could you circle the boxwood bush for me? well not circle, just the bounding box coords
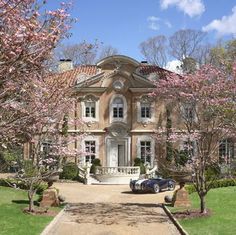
[133,158,146,174]
[60,162,78,180]
[186,178,236,194]
[90,159,101,174]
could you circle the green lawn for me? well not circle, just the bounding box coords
[171,187,236,235]
[0,186,56,235]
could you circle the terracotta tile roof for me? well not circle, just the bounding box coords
[137,65,172,78]
[50,65,99,87]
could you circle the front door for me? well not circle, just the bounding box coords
[118,142,125,166]
[107,138,128,167]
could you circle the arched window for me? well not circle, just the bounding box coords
[112,97,124,118]
[109,95,127,123]
[85,100,95,118]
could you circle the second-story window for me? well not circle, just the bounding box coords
[113,97,123,118]
[81,94,99,122]
[85,101,95,118]
[141,102,151,118]
[182,103,195,121]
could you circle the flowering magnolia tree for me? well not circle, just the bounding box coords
[0,0,86,212]
[152,64,236,213]
[0,0,74,144]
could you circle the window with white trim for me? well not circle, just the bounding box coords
[81,95,99,122]
[85,141,96,163]
[219,139,234,164]
[182,103,195,121]
[141,102,151,118]
[140,141,151,164]
[183,141,196,159]
[137,95,154,123]
[85,101,95,118]
[41,140,53,157]
[112,97,124,118]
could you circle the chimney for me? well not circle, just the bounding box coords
[58,59,73,72]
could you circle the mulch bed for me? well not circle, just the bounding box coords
[172,209,212,219]
[23,207,58,216]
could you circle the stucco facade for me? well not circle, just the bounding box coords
[24,55,236,170]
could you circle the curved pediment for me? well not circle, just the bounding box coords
[97,55,140,68]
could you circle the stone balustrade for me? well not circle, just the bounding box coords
[95,166,140,175]
[94,166,140,184]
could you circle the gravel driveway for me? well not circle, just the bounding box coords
[43,182,180,235]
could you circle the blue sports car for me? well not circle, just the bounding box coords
[130,177,176,193]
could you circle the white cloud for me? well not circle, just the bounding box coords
[202,6,236,37]
[164,20,172,28]
[160,0,205,18]
[147,16,172,31]
[147,16,160,30]
[165,59,182,74]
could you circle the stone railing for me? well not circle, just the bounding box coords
[95,166,140,175]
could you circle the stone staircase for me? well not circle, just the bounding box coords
[88,174,101,185]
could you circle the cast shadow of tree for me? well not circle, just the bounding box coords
[66,202,169,226]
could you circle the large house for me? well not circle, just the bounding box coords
[24,55,235,183]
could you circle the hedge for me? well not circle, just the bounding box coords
[59,162,78,180]
[0,178,48,194]
[185,178,236,194]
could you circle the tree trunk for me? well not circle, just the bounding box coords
[200,194,207,214]
[28,190,35,212]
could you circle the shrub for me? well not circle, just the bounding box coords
[60,162,78,180]
[0,178,47,194]
[90,159,101,174]
[206,164,221,181]
[185,178,236,194]
[134,158,146,174]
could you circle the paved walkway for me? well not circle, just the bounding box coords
[43,182,180,235]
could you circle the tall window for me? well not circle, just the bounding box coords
[182,103,195,121]
[85,101,95,118]
[85,141,96,163]
[41,141,53,157]
[113,97,123,118]
[141,102,151,118]
[219,139,234,164]
[140,141,151,164]
[183,141,195,159]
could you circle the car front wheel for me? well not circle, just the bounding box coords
[153,184,160,193]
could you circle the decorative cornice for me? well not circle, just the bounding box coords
[68,130,106,133]
[75,87,107,93]
[129,88,154,92]
[130,129,156,133]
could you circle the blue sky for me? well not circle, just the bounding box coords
[47,0,236,62]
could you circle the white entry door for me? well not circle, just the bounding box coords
[107,139,127,167]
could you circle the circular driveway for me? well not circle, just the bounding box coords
[45,182,180,235]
